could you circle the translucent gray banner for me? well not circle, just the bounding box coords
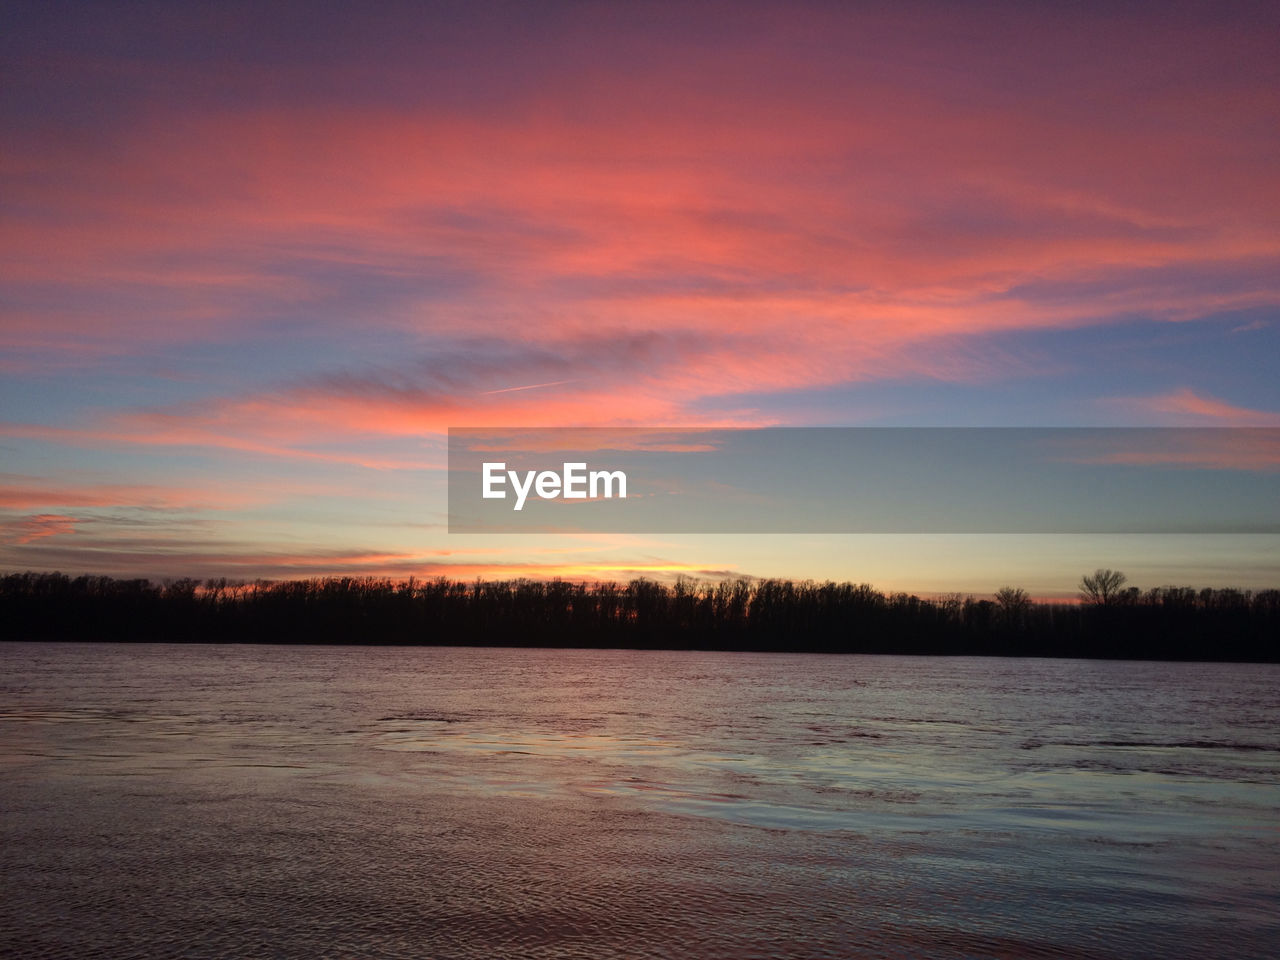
[447,428,1280,534]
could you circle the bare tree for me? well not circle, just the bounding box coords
[1079,568,1127,605]
[995,586,1029,610]
[995,586,1030,627]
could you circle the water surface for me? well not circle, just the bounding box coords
[2,643,1277,958]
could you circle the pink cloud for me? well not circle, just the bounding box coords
[1052,425,1280,471]
[1109,389,1280,427]
[4,4,1278,375]
[6,514,81,545]
[0,478,270,511]
[4,4,1276,587]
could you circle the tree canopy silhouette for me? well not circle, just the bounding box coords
[1079,568,1127,605]
[2,569,1277,662]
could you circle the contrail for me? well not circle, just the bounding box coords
[481,379,576,395]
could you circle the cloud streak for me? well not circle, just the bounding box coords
[1106,389,1280,427]
[5,5,1278,384]
[6,514,81,545]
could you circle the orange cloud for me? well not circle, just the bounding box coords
[0,530,739,582]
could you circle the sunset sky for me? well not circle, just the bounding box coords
[3,1,1278,597]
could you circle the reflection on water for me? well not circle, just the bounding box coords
[2,643,1277,958]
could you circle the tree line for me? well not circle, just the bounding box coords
[1,569,1277,662]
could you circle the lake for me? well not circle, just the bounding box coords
[2,643,1277,958]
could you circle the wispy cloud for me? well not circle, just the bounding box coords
[5,514,81,545]
[1106,389,1280,426]
[0,530,743,582]
[5,4,1279,379]
[0,476,275,510]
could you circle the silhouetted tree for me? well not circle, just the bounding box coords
[1079,568,1127,605]
[994,586,1031,630]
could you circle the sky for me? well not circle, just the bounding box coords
[2,0,1278,598]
